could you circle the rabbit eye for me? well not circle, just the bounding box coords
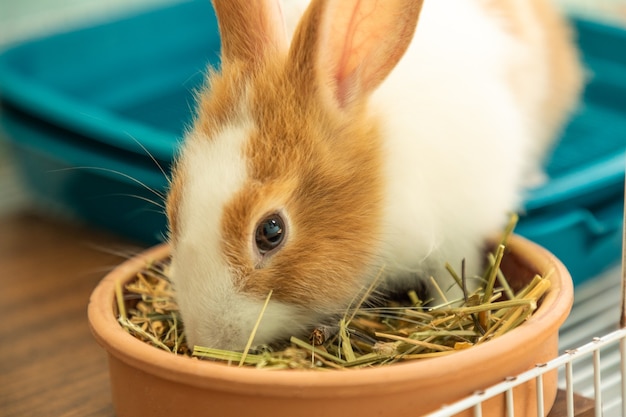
[255,213,286,255]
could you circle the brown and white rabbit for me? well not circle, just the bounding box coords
[166,0,583,350]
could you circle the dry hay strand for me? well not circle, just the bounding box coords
[117,215,551,369]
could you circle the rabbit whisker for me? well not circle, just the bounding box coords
[124,133,172,186]
[51,166,166,201]
[104,192,166,211]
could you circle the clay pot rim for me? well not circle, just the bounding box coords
[88,234,573,396]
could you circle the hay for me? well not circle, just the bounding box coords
[117,215,551,369]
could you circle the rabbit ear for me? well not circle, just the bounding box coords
[289,0,424,109]
[212,0,287,65]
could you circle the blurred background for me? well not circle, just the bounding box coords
[555,0,626,24]
[0,0,184,216]
[0,0,625,415]
[0,0,181,46]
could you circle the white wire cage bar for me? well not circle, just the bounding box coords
[424,328,626,417]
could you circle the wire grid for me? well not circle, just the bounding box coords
[422,217,626,417]
[424,327,626,417]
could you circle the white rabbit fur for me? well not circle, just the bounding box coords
[166,0,582,350]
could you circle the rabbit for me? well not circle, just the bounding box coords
[165,0,583,351]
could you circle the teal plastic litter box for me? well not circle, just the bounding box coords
[0,0,624,284]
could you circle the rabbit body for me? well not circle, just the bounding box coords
[166,0,582,350]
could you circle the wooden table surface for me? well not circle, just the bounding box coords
[0,211,596,417]
[0,211,145,417]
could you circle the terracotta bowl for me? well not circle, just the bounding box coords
[88,235,573,417]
